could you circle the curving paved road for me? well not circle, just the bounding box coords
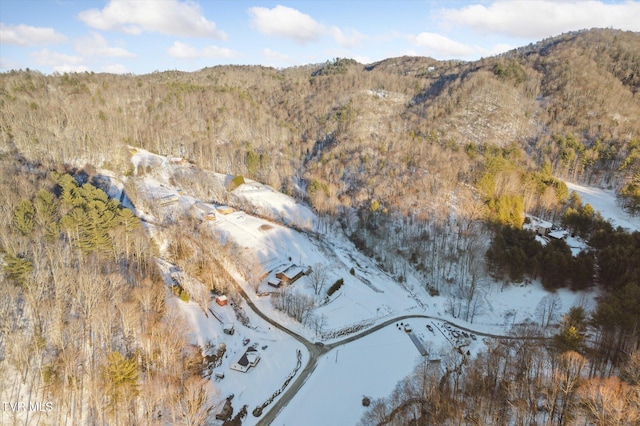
[234,279,549,426]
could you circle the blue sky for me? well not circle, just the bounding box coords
[1,0,639,74]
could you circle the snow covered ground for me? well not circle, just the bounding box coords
[172,297,308,423]
[114,150,626,425]
[565,181,639,232]
[278,319,480,426]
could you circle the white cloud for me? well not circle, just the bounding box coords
[248,5,325,44]
[330,27,366,48]
[167,41,237,59]
[75,32,135,57]
[439,0,640,38]
[411,32,476,58]
[53,64,90,73]
[31,49,88,73]
[0,23,66,46]
[485,43,516,56]
[32,48,84,66]
[167,41,199,58]
[262,48,293,63]
[352,54,372,65]
[248,5,366,49]
[78,0,226,39]
[102,63,130,74]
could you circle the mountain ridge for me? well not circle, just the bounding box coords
[1,28,638,215]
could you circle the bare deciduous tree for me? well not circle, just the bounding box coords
[576,376,640,426]
[308,263,328,296]
[536,294,562,328]
[173,377,215,426]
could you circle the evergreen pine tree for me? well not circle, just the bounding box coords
[3,252,33,286]
[34,189,57,227]
[102,351,139,423]
[13,199,35,235]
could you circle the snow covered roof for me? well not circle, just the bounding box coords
[194,201,214,213]
[278,265,304,279]
[267,278,281,287]
[158,193,179,205]
[549,230,568,239]
[232,347,261,371]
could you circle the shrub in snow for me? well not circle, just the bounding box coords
[327,278,344,296]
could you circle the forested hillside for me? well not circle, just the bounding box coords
[2,29,639,197]
[0,158,213,424]
[2,29,638,275]
[1,28,639,425]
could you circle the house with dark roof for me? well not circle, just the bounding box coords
[230,347,260,373]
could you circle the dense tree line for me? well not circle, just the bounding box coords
[589,227,640,372]
[485,225,596,292]
[485,212,640,373]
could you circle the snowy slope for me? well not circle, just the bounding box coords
[565,181,639,232]
[121,149,603,425]
[231,180,315,230]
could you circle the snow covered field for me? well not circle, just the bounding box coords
[565,181,639,232]
[278,320,458,426]
[114,150,628,425]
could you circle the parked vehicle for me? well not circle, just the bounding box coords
[243,338,250,346]
[404,324,412,332]
[426,324,434,332]
[314,341,325,347]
